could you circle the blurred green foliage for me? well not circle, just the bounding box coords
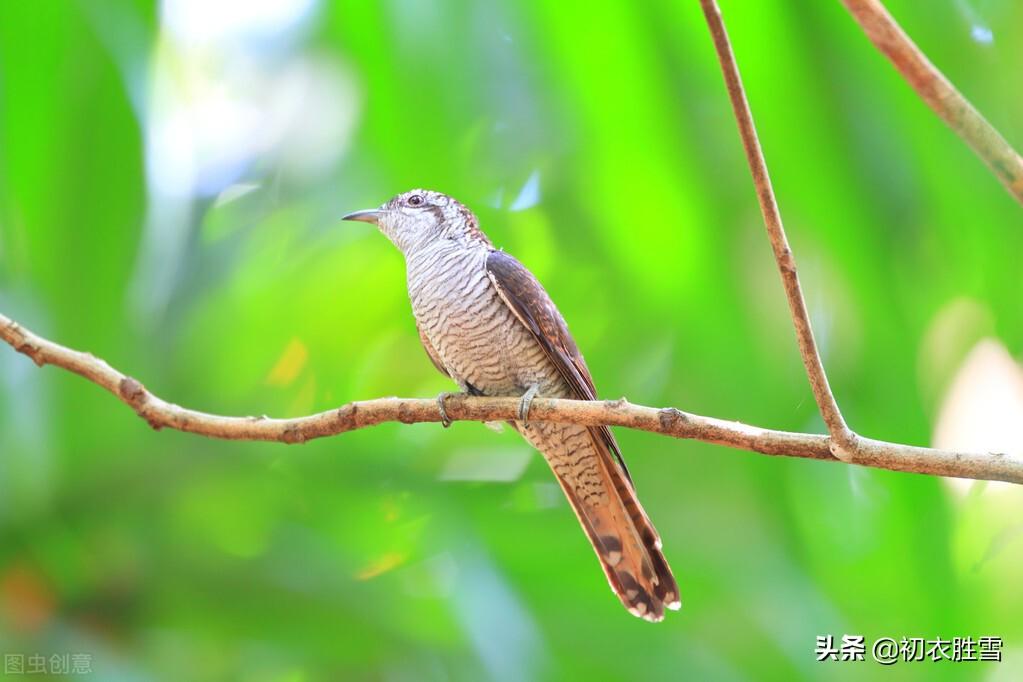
[1,1,1022,680]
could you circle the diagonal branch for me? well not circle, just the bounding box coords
[841,0,1023,206]
[2,312,1021,484]
[698,0,857,459]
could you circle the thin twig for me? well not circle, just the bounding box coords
[698,0,857,459]
[841,0,1023,205]
[2,313,1020,484]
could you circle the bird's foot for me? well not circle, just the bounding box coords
[436,391,457,428]
[518,384,541,424]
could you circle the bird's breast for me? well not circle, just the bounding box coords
[405,244,554,396]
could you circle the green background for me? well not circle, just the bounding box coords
[1,1,1022,680]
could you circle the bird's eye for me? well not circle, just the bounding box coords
[407,194,424,207]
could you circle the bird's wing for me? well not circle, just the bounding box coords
[416,322,450,377]
[486,249,679,619]
[484,250,630,480]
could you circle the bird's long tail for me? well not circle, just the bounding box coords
[518,420,680,621]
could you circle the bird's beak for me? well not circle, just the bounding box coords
[341,209,383,225]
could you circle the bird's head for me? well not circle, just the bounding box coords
[342,189,490,254]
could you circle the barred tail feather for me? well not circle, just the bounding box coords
[520,421,680,621]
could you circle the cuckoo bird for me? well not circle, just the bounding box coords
[343,189,679,621]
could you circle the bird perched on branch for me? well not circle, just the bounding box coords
[343,190,679,621]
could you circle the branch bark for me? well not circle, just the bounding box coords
[698,0,857,460]
[841,0,1023,205]
[2,312,1021,484]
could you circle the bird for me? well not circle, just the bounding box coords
[343,189,679,621]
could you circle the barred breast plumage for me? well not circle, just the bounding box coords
[407,241,610,510]
[407,241,552,396]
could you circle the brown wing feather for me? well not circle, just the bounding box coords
[486,250,680,620]
[484,250,630,480]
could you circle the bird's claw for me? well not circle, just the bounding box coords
[436,392,455,428]
[518,384,540,424]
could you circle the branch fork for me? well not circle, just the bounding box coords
[698,0,1021,471]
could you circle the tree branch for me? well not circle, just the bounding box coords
[698,0,857,459]
[2,312,1020,484]
[840,0,1023,205]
